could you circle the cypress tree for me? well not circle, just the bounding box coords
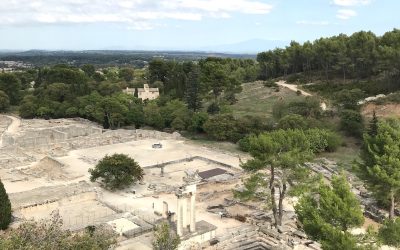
[0,178,12,229]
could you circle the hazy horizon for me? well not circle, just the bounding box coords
[0,0,399,52]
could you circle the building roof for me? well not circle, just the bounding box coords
[198,168,227,179]
[138,88,159,93]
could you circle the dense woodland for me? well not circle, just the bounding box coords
[257,29,399,84]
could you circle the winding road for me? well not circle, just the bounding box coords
[275,80,313,96]
[275,80,327,111]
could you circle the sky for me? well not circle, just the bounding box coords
[0,0,399,51]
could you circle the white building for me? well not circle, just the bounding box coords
[123,84,159,101]
[138,84,159,100]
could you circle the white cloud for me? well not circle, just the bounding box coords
[336,9,357,19]
[296,20,330,26]
[0,0,273,30]
[333,0,371,6]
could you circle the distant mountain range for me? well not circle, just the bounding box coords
[0,39,290,56]
[199,39,290,54]
[100,39,290,54]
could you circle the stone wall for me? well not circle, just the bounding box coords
[2,125,181,153]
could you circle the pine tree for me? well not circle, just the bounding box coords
[0,178,12,230]
[152,223,180,250]
[295,175,364,250]
[358,118,400,219]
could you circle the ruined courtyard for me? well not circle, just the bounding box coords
[0,115,328,249]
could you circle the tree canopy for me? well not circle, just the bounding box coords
[0,213,116,250]
[239,129,314,227]
[295,175,364,250]
[358,118,400,219]
[152,223,180,250]
[89,154,144,190]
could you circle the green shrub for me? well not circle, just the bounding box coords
[0,91,10,112]
[287,74,299,83]
[278,114,309,130]
[339,109,364,137]
[325,132,342,152]
[203,114,241,142]
[263,80,278,88]
[0,178,12,229]
[287,97,321,118]
[305,129,342,153]
[378,218,400,247]
[207,102,220,114]
[188,112,209,133]
[171,117,185,131]
[238,136,252,152]
[334,88,364,110]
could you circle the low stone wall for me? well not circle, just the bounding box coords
[18,192,97,217]
[144,156,234,169]
[3,126,181,152]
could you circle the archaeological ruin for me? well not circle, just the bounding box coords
[1,114,371,250]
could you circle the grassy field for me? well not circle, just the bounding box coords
[232,81,306,118]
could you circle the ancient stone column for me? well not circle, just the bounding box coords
[182,197,188,228]
[176,196,183,236]
[190,193,196,232]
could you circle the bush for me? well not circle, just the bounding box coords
[0,212,116,249]
[89,154,144,190]
[188,112,209,133]
[238,136,252,152]
[287,97,321,118]
[36,106,53,119]
[144,102,165,129]
[207,102,220,114]
[325,132,342,152]
[152,223,180,250]
[273,97,322,120]
[263,80,278,88]
[0,91,10,112]
[278,114,309,130]
[65,107,79,117]
[203,114,241,142]
[237,115,274,134]
[0,178,11,230]
[305,129,342,153]
[171,117,185,131]
[334,88,364,110]
[287,74,299,83]
[339,109,364,137]
[378,218,400,247]
[19,95,38,118]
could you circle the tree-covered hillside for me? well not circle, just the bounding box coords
[257,29,400,94]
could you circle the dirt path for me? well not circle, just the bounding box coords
[275,80,313,96]
[275,80,328,110]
